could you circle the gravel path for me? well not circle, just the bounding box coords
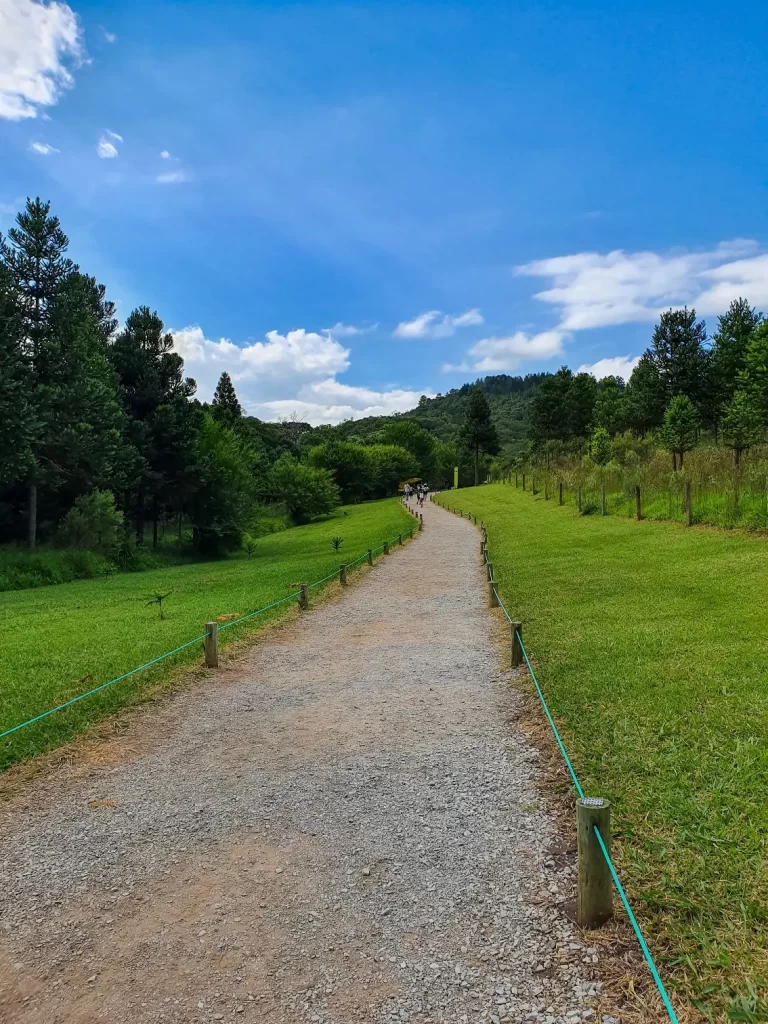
[0,499,606,1024]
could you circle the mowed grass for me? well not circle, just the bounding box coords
[0,499,413,771]
[436,485,768,1021]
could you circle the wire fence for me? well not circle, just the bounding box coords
[437,497,680,1024]
[0,512,422,748]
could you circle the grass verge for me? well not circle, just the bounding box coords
[435,485,768,1023]
[1,499,414,771]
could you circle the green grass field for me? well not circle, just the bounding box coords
[0,499,413,771]
[436,485,768,1022]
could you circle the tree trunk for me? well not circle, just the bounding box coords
[474,449,479,486]
[27,481,37,551]
[136,488,145,546]
[672,451,677,472]
[177,513,183,541]
[735,447,742,468]
[679,450,685,470]
[152,496,159,548]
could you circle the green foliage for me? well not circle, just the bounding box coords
[742,321,768,426]
[588,425,612,466]
[212,371,242,424]
[380,419,436,479]
[330,535,343,551]
[439,483,768,1018]
[721,390,762,464]
[58,490,124,553]
[190,414,256,554]
[661,394,700,468]
[268,455,340,523]
[0,499,411,767]
[709,298,763,428]
[0,262,33,486]
[241,533,256,558]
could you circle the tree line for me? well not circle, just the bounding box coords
[525,300,768,468]
[0,198,502,560]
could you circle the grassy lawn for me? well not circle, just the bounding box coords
[436,484,768,1022]
[1,499,413,771]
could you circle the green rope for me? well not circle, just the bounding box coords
[0,632,209,741]
[217,590,300,630]
[489,578,679,1023]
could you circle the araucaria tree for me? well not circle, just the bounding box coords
[212,371,243,424]
[661,395,699,470]
[721,390,762,467]
[460,387,499,485]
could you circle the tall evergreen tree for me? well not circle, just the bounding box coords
[661,394,699,470]
[707,298,763,434]
[648,307,709,412]
[721,390,762,467]
[625,353,666,435]
[460,387,499,485]
[212,371,243,423]
[0,260,34,487]
[110,307,197,545]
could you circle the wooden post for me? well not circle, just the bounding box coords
[601,485,606,516]
[398,533,403,546]
[367,548,373,565]
[339,563,348,585]
[419,515,424,531]
[511,622,523,667]
[486,561,493,581]
[577,797,613,928]
[544,477,549,500]
[635,484,641,521]
[685,480,692,527]
[522,473,526,491]
[559,481,563,506]
[488,578,498,607]
[480,539,485,556]
[515,472,518,488]
[473,515,477,525]
[577,487,582,513]
[383,541,390,555]
[299,584,309,610]
[204,621,218,668]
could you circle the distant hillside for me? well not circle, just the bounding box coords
[302,373,549,451]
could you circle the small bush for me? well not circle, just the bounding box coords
[580,501,600,516]
[58,491,124,554]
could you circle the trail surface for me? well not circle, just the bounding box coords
[0,500,604,1024]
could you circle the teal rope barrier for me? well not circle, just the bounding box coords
[2,524,416,745]
[0,632,209,741]
[488,577,679,1023]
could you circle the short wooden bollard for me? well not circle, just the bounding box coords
[480,539,485,556]
[367,548,373,565]
[559,481,563,506]
[685,480,692,527]
[339,563,348,585]
[511,621,523,667]
[488,576,498,607]
[383,541,390,555]
[473,515,477,525]
[419,515,424,531]
[635,484,641,521]
[486,561,493,581]
[204,621,218,668]
[299,584,309,610]
[577,797,613,928]
[398,533,403,546]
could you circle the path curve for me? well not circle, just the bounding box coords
[0,500,604,1024]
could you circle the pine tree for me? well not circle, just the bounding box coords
[741,321,768,428]
[648,308,709,412]
[661,394,699,470]
[708,298,763,434]
[212,371,242,423]
[460,387,499,485]
[0,261,34,486]
[626,353,665,435]
[109,307,197,545]
[721,390,762,467]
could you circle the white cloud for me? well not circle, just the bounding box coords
[324,321,377,337]
[464,330,565,372]
[101,27,116,43]
[577,355,640,381]
[170,324,431,425]
[156,170,190,184]
[394,308,484,339]
[0,0,84,120]
[96,130,122,159]
[516,240,762,331]
[160,149,171,159]
[29,140,58,154]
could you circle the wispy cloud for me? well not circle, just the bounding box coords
[101,27,117,44]
[160,150,172,160]
[577,355,640,380]
[516,240,765,330]
[156,170,191,184]
[463,330,565,372]
[324,321,378,337]
[0,0,84,120]
[96,129,122,159]
[29,141,59,155]
[395,308,484,339]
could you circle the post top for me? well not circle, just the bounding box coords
[580,796,608,808]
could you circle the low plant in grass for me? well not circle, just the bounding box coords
[146,591,172,619]
[330,536,344,551]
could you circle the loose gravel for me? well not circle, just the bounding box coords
[0,499,608,1023]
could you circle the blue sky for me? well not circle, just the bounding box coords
[3,0,768,423]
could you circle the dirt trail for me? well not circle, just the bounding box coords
[0,500,605,1024]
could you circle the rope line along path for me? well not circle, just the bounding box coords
[434,494,680,1024]
[0,514,421,748]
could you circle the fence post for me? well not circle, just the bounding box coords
[515,472,518,488]
[480,539,485,556]
[601,485,607,516]
[685,480,692,527]
[339,563,348,586]
[635,484,641,521]
[511,622,523,667]
[398,533,403,546]
[488,574,498,607]
[544,477,549,501]
[559,481,563,506]
[383,541,390,555]
[367,548,373,565]
[577,487,582,513]
[204,621,218,668]
[299,584,309,610]
[419,515,424,531]
[577,797,613,928]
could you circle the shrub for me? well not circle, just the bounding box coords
[268,456,340,523]
[58,490,124,553]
